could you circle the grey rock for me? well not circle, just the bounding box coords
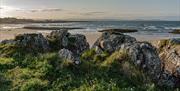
[154,39,180,87]
[98,29,138,33]
[0,39,16,45]
[93,32,180,87]
[59,48,74,61]
[169,38,180,45]
[46,30,69,50]
[47,30,89,55]
[175,67,180,77]
[92,32,136,53]
[58,48,81,64]
[119,42,162,81]
[15,33,50,52]
[66,34,89,55]
[158,71,177,88]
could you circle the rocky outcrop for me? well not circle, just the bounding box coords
[59,48,74,61]
[58,48,80,65]
[14,33,50,52]
[119,42,162,82]
[1,30,89,57]
[92,31,180,88]
[92,32,136,53]
[47,30,89,55]
[67,34,89,56]
[46,30,69,50]
[0,39,16,45]
[98,29,138,33]
[169,29,180,34]
[152,38,180,87]
[47,30,89,64]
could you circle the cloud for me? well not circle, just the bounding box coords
[41,8,62,12]
[81,12,105,15]
[15,8,63,12]
[0,6,19,11]
[67,11,106,16]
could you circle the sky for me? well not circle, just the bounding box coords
[0,0,180,20]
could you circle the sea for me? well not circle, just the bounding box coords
[1,21,180,37]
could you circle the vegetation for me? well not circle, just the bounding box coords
[157,39,180,53]
[0,44,178,91]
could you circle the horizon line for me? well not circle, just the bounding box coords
[1,17,180,22]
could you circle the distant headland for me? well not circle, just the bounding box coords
[0,17,90,24]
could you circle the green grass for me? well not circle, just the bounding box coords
[0,44,177,91]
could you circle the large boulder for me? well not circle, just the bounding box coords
[119,42,162,82]
[0,39,16,45]
[152,38,180,87]
[93,31,180,88]
[58,48,80,65]
[92,32,136,53]
[47,30,89,55]
[14,33,50,52]
[47,30,89,64]
[59,48,74,61]
[169,29,180,34]
[93,31,161,81]
[46,30,69,50]
[67,34,89,56]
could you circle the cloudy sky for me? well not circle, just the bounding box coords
[0,0,179,20]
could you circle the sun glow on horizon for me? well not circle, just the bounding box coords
[0,0,179,20]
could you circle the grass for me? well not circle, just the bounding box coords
[0,44,178,91]
[157,39,180,53]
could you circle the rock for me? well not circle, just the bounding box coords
[24,26,84,30]
[0,39,16,45]
[169,29,180,34]
[98,29,138,33]
[151,39,180,87]
[169,38,180,45]
[93,32,161,82]
[58,48,81,65]
[119,42,162,82]
[59,48,74,61]
[67,34,89,55]
[153,39,180,87]
[15,33,50,52]
[93,32,180,87]
[158,71,178,88]
[55,32,89,64]
[47,30,89,55]
[176,67,180,76]
[155,39,180,75]
[92,31,136,53]
[46,30,69,50]
[120,40,180,87]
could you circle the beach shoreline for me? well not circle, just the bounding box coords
[0,28,180,46]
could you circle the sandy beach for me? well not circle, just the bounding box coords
[0,28,180,46]
[0,28,101,45]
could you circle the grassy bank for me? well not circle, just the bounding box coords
[0,44,177,91]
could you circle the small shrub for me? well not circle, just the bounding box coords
[102,49,129,67]
[81,49,96,61]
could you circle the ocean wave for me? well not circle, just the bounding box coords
[1,21,180,34]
